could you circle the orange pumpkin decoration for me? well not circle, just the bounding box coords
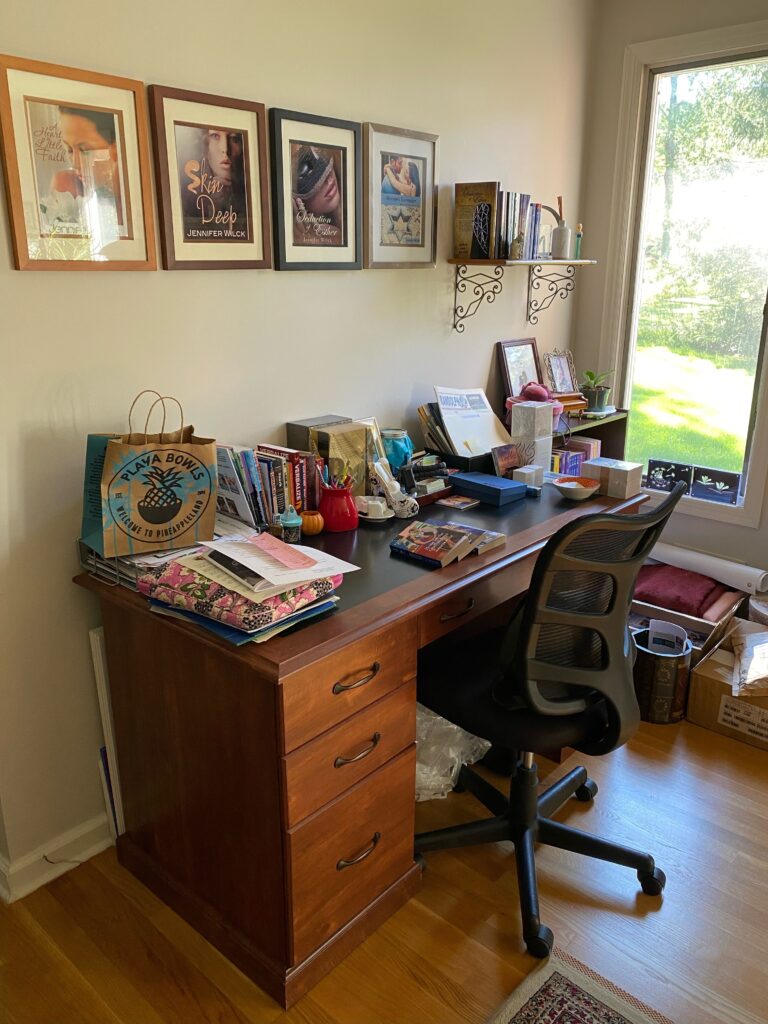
[300,510,324,535]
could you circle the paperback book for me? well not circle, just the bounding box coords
[389,520,476,569]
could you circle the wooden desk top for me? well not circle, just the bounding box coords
[76,490,645,677]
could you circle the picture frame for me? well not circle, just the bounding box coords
[496,338,543,399]
[363,122,438,269]
[0,53,156,270]
[269,108,361,271]
[543,348,578,394]
[148,85,271,270]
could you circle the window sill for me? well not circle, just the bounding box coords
[641,488,760,527]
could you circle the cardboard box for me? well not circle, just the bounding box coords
[629,592,745,666]
[582,457,643,498]
[687,619,768,751]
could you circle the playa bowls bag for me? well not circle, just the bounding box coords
[81,391,218,558]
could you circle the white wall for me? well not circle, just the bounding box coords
[0,0,596,883]
[575,0,768,567]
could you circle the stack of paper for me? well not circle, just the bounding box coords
[433,386,512,457]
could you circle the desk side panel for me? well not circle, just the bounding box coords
[100,600,287,965]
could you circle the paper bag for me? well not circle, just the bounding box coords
[81,392,218,558]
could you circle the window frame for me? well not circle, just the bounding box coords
[599,20,768,528]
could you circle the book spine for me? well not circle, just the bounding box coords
[516,194,530,259]
[388,544,440,570]
[256,455,276,520]
[508,191,518,255]
[531,203,542,259]
[496,188,506,259]
[271,456,287,514]
[240,449,269,527]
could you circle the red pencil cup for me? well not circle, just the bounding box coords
[318,485,359,532]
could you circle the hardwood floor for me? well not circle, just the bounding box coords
[1,721,767,1024]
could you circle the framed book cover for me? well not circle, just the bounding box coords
[149,84,271,270]
[363,122,438,269]
[270,107,361,270]
[0,53,156,270]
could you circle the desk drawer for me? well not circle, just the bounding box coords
[288,746,415,964]
[282,681,415,827]
[418,558,533,648]
[280,620,417,753]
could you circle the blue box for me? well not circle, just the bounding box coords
[451,472,527,506]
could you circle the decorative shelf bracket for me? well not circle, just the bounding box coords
[527,263,577,325]
[453,263,505,332]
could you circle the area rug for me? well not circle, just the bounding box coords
[487,949,675,1024]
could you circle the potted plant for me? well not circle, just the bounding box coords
[580,369,613,411]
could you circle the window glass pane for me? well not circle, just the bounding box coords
[625,57,768,502]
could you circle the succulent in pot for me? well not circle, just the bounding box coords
[580,369,613,411]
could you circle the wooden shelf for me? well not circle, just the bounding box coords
[448,258,597,266]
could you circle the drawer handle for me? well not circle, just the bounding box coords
[439,598,476,623]
[332,661,381,694]
[336,832,381,871]
[334,732,381,768]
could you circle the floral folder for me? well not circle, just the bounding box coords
[137,560,343,633]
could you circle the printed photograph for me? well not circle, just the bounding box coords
[290,141,346,247]
[379,151,424,247]
[24,98,133,242]
[174,121,251,243]
[501,343,540,397]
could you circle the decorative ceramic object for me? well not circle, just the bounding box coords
[300,510,324,536]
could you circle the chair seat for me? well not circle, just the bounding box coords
[417,628,609,753]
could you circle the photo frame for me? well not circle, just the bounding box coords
[149,85,271,270]
[543,348,578,394]
[269,108,361,271]
[496,338,543,399]
[0,53,156,269]
[363,122,438,269]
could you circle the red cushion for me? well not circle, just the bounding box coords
[635,564,727,618]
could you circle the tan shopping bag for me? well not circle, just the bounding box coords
[81,392,218,558]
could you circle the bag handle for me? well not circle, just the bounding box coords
[128,390,166,437]
[145,395,185,443]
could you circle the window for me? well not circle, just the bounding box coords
[623,54,768,511]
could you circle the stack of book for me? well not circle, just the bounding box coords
[217,444,322,530]
[417,402,456,456]
[389,519,505,569]
[453,183,547,261]
[552,448,585,476]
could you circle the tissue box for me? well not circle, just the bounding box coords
[509,401,552,439]
[513,464,544,486]
[582,457,643,498]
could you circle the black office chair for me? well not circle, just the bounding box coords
[415,482,686,957]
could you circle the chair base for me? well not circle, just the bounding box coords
[414,760,665,958]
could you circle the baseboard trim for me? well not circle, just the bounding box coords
[0,813,114,903]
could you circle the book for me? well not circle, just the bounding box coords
[256,444,306,512]
[216,446,257,527]
[434,494,480,510]
[442,521,506,558]
[511,194,531,259]
[415,476,448,496]
[389,520,476,569]
[453,181,500,259]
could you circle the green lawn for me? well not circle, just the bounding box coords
[625,346,752,473]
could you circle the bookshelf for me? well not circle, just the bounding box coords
[553,409,628,460]
[447,258,597,332]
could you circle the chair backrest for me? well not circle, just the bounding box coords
[497,482,686,754]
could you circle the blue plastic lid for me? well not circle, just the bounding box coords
[280,504,302,527]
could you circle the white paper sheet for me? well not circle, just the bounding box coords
[434,386,512,456]
[201,539,360,587]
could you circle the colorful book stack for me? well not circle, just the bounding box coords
[552,448,585,476]
[389,519,505,569]
[217,444,321,530]
[453,185,551,261]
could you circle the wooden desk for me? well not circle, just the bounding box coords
[75,490,644,1007]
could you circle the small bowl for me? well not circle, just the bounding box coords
[552,476,600,501]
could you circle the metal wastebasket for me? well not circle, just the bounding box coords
[632,627,693,724]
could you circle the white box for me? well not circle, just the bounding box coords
[513,465,544,486]
[509,401,552,440]
[582,457,643,498]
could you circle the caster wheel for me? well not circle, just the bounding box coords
[525,925,554,959]
[575,779,598,802]
[638,866,666,895]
